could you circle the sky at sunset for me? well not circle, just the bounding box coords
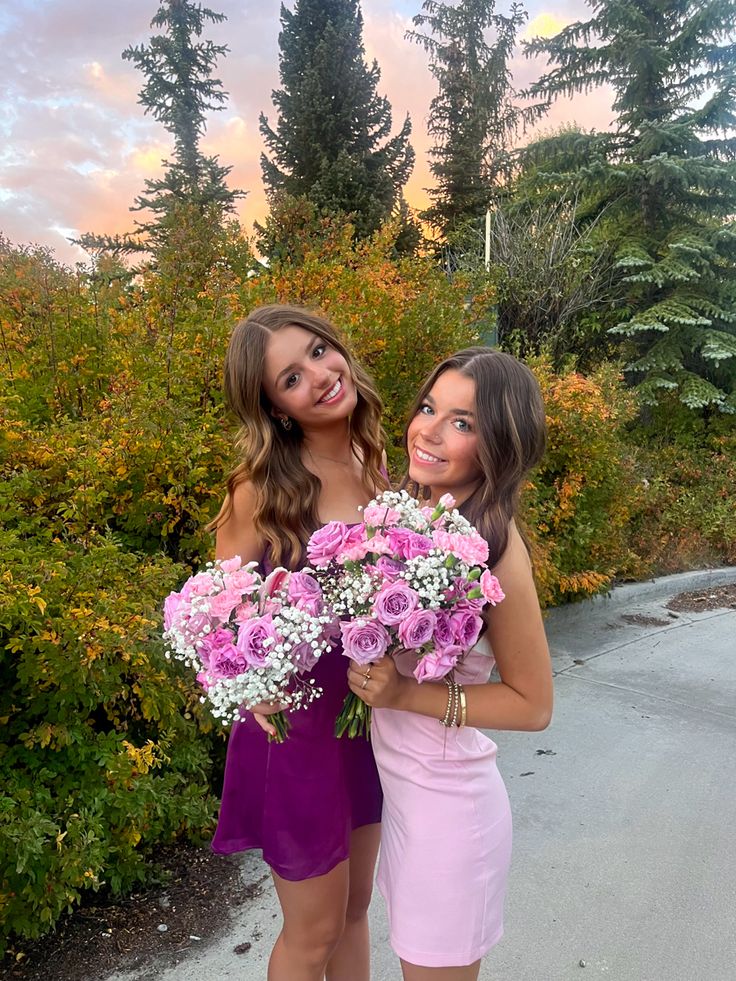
[0,0,613,264]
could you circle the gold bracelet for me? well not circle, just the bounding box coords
[457,684,467,728]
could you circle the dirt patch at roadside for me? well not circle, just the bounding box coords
[2,844,264,981]
[666,582,736,614]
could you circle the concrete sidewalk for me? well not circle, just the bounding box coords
[107,567,736,981]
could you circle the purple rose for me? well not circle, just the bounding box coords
[433,610,455,648]
[236,615,279,668]
[375,556,406,582]
[199,627,245,679]
[374,581,419,626]
[386,527,433,560]
[291,640,320,672]
[307,521,350,568]
[287,571,324,616]
[340,618,391,665]
[397,608,436,650]
[452,611,483,650]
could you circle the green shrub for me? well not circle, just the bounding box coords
[0,530,218,952]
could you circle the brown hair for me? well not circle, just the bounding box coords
[404,347,546,567]
[208,304,386,568]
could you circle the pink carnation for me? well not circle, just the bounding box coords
[363,503,401,527]
[224,567,259,593]
[433,530,489,566]
[180,571,217,599]
[206,587,245,623]
[219,556,242,573]
[438,493,456,510]
[340,618,391,664]
[480,570,505,605]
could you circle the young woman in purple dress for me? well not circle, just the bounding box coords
[209,304,387,981]
[348,348,554,980]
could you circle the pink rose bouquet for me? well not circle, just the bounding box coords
[163,558,333,741]
[307,489,505,738]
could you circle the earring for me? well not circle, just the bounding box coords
[280,416,292,431]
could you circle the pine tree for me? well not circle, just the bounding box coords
[260,0,414,240]
[525,0,736,411]
[123,0,240,244]
[407,0,528,238]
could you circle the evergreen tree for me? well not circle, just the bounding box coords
[80,0,240,255]
[260,0,414,240]
[526,0,736,411]
[407,0,528,238]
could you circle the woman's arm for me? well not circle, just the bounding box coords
[348,522,553,732]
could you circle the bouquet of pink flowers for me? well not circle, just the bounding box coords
[306,490,505,737]
[163,557,334,742]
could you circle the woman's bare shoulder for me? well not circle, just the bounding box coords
[215,479,263,562]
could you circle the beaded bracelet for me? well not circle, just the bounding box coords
[439,677,467,728]
[440,677,456,727]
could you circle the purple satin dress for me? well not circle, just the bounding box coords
[211,546,382,881]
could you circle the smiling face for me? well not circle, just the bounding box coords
[406,368,482,505]
[261,324,358,429]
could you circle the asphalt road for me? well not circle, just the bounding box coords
[106,567,736,981]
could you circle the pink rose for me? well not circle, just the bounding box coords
[480,570,505,605]
[236,615,279,668]
[375,556,406,581]
[287,571,324,616]
[307,521,350,568]
[451,610,483,649]
[362,503,401,527]
[398,608,436,650]
[374,581,419,626]
[340,618,391,664]
[386,528,433,560]
[163,591,184,631]
[413,645,461,682]
[199,627,245,678]
[233,600,259,624]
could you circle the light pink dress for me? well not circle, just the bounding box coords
[371,638,512,968]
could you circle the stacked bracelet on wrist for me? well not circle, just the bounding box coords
[439,676,466,728]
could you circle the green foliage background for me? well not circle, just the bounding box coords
[1,216,734,952]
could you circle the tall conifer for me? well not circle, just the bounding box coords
[408,0,527,238]
[260,0,414,239]
[526,0,736,411]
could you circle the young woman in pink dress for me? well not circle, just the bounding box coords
[209,305,388,981]
[348,348,554,980]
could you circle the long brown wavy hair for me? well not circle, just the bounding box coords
[208,304,386,568]
[404,347,546,568]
